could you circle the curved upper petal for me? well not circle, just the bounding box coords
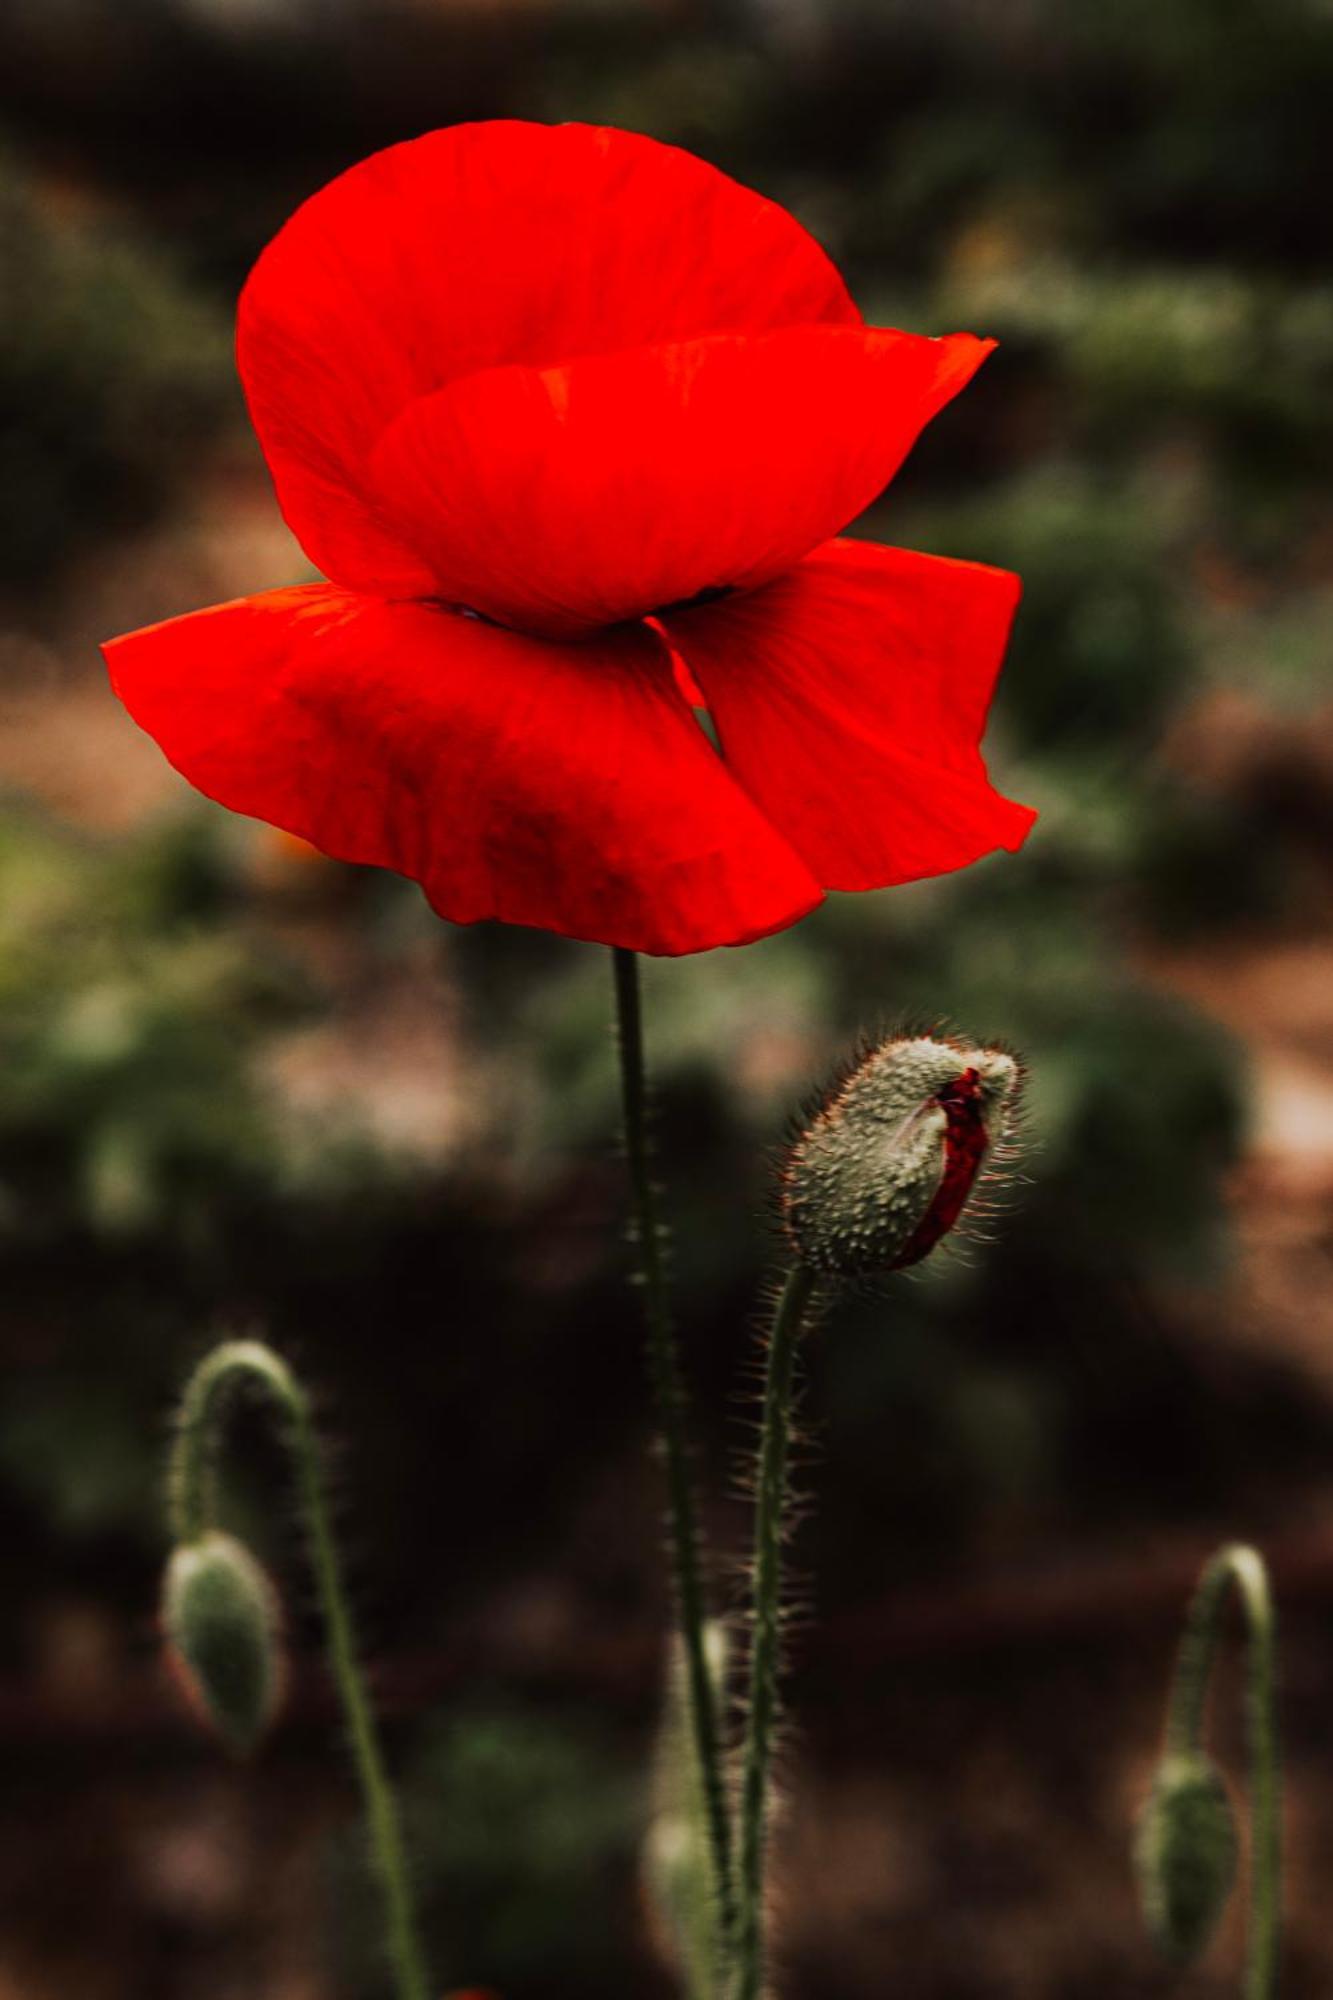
[236,121,860,594]
[368,326,992,637]
[102,586,823,955]
[660,537,1037,891]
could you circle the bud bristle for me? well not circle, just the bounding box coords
[162,1530,284,1757]
[781,1034,1020,1280]
[1135,1751,1238,1964]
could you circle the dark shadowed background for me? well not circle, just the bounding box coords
[1,1,1332,1995]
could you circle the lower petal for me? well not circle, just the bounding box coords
[662,538,1036,891]
[103,587,823,955]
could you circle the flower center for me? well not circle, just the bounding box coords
[652,583,735,618]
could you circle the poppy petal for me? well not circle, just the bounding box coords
[368,326,992,637]
[660,538,1037,890]
[102,587,824,955]
[237,122,859,593]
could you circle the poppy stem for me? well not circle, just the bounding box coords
[171,1341,431,2000]
[733,1262,818,2000]
[610,946,736,1964]
[1162,1544,1281,2000]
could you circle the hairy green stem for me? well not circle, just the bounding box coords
[610,947,735,1963]
[170,1340,430,2000]
[734,1262,818,2000]
[1165,1543,1281,2000]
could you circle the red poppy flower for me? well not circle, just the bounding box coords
[104,121,1035,955]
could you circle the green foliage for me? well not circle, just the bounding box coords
[332,1703,637,1999]
[897,463,1197,758]
[0,810,303,1245]
[0,807,317,1542]
[0,148,233,583]
[941,262,1333,466]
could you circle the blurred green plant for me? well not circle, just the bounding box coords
[0,806,312,1540]
[168,1338,430,2000]
[0,810,302,1246]
[643,1623,731,1999]
[0,146,233,585]
[1139,1545,1280,1995]
[332,1702,637,2000]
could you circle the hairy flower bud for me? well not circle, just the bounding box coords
[1135,1751,1238,1964]
[163,1530,283,1756]
[781,1033,1020,1278]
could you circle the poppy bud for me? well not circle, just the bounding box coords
[781,1033,1020,1279]
[1135,1751,1238,1964]
[162,1530,283,1756]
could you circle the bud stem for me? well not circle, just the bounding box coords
[610,947,735,1975]
[170,1341,430,2000]
[734,1261,818,2000]
[1162,1544,1280,1999]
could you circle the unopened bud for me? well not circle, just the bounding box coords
[1135,1751,1238,1964]
[781,1034,1020,1279]
[162,1530,283,1756]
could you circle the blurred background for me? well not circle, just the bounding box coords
[1,0,1331,1994]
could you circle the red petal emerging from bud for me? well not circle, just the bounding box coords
[782,1035,1021,1279]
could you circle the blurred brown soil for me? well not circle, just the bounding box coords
[0,453,300,833]
[1142,936,1333,1388]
